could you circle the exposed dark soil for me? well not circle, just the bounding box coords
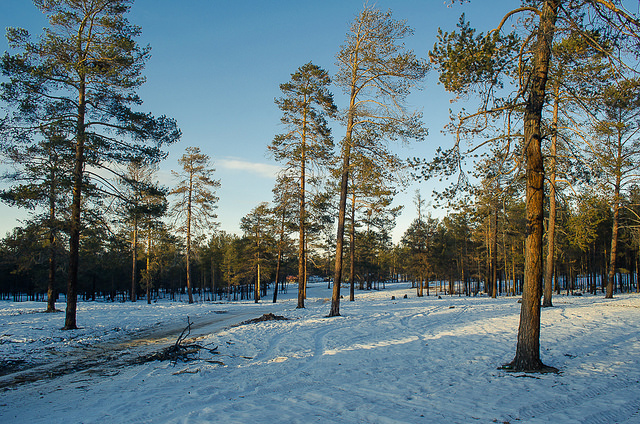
[238,313,288,325]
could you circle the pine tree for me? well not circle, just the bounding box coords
[425,0,640,371]
[269,62,336,308]
[270,174,297,303]
[170,147,219,304]
[240,202,274,303]
[346,151,402,300]
[1,126,73,312]
[1,0,180,329]
[330,5,427,317]
[590,78,640,299]
[119,160,167,302]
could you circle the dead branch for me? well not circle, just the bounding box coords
[134,316,219,365]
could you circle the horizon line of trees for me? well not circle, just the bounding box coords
[2,180,639,303]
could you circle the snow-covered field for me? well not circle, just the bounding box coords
[1,283,639,423]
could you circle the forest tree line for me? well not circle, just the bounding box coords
[1,1,639,372]
[1,180,639,303]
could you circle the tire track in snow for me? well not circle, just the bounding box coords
[500,376,639,423]
[582,398,640,424]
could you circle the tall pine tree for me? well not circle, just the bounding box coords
[170,147,219,304]
[330,5,427,316]
[269,62,336,308]
[1,0,180,329]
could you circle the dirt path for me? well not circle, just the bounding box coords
[0,308,264,390]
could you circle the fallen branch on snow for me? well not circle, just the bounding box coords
[134,316,218,364]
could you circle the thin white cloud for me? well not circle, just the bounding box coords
[218,158,281,179]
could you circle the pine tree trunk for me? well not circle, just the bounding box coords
[607,190,620,299]
[331,132,353,317]
[331,143,350,316]
[64,77,86,331]
[349,194,356,301]
[297,117,306,308]
[636,253,640,293]
[606,137,623,299]
[331,53,360,317]
[255,260,260,303]
[491,208,498,298]
[274,248,282,304]
[146,226,152,305]
[131,215,138,302]
[211,255,216,301]
[186,172,194,304]
[46,179,57,313]
[508,0,558,372]
[274,206,286,303]
[485,221,491,295]
[543,83,559,308]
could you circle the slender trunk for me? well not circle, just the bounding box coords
[47,226,57,312]
[502,209,509,296]
[331,136,354,315]
[606,133,623,299]
[607,187,620,299]
[331,140,350,316]
[304,239,308,299]
[274,206,286,303]
[186,171,194,304]
[273,247,282,304]
[255,259,260,303]
[543,83,559,307]
[512,244,516,296]
[636,252,640,293]
[211,255,216,301]
[349,193,356,301]
[462,254,467,296]
[46,170,57,313]
[131,215,138,302]
[491,208,498,298]
[146,225,152,305]
[508,0,558,372]
[485,220,491,295]
[297,111,307,308]
[64,75,86,330]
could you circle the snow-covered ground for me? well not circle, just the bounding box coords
[1,283,639,423]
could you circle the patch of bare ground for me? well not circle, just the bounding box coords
[237,313,289,325]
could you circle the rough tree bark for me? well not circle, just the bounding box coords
[507,0,559,372]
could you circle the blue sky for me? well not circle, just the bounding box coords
[0,0,515,242]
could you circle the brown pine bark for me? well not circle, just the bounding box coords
[131,215,138,302]
[491,208,498,298]
[349,194,356,302]
[46,171,57,313]
[606,174,621,299]
[543,83,560,308]
[297,109,307,308]
[255,261,261,303]
[507,0,559,372]
[64,76,86,331]
[186,172,194,304]
[146,226,152,305]
[273,206,286,303]
[330,64,357,316]
[606,127,624,299]
[330,139,351,317]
